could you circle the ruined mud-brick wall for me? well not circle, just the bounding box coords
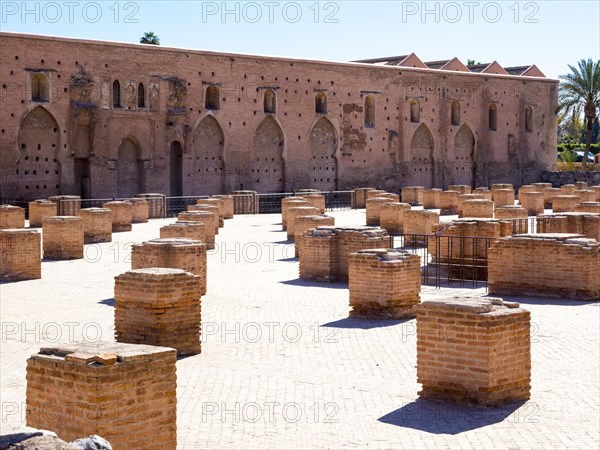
[0,229,41,280]
[115,268,202,356]
[416,296,531,406]
[348,249,421,319]
[26,342,177,450]
[536,213,600,241]
[0,32,557,200]
[488,234,600,300]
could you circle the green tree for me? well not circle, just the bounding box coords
[558,59,600,168]
[140,32,160,45]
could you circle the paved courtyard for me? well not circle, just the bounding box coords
[1,209,599,449]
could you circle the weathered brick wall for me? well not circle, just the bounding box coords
[519,191,544,216]
[26,342,177,449]
[537,213,600,241]
[488,234,600,299]
[423,189,442,209]
[379,202,411,234]
[102,201,132,232]
[416,296,531,406]
[552,195,580,213]
[286,206,320,240]
[294,214,335,257]
[575,202,600,214]
[494,205,528,219]
[42,216,84,260]
[348,249,421,319]
[48,196,81,216]
[210,195,234,219]
[78,208,112,243]
[131,238,207,295]
[197,198,225,227]
[366,197,393,226]
[0,229,41,280]
[299,226,390,282]
[0,205,25,229]
[28,200,57,227]
[160,221,206,244]
[461,199,494,218]
[281,198,310,230]
[115,268,202,356]
[135,193,167,218]
[402,187,424,205]
[127,199,149,223]
[188,205,220,232]
[177,211,216,249]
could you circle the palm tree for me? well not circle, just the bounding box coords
[558,59,600,168]
[140,32,160,45]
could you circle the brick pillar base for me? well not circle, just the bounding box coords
[0,205,25,229]
[78,208,112,243]
[42,216,84,260]
[0,229,41,280]
[28,200,57,227]
[177,211,216,249]
[102,201,133,232]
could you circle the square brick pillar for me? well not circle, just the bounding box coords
[135,193,167,218]
[519,191,544,216]
[575,202,600,214]
[48,195,81,216]
[493,189,515,207]
[366,189,388,200]
[494,205,528,220]
[294,215,335,257]
[335,227,391,281]
[532,182,552,191]
[102,201,133,232]
[517,185,541,203]
[0,205,25,229]
[131,238,207,295]
[353,188,376,208]
[461,199,494,218]
[448,185,472,195]
[177,211,216,249]
[78,208,112,244]
[457,194,483,216]
[115,268,202,355]
[211,195,234,219]
[402,186,424,205]
[188,205,220,233]
[574,190,596,202]
[26,342,177,449]
[489,234,600,299]
[281,198,310,230]
[543,187,561,208]
[591,186,600,201]
[423,189,442,209]
[416,296,531,406]
[575,181,589,190]
[366,197,393,226]
[473,187,492,201]
[349,249,421,318]
[0,229,41,280]
[42,216,84,260]
[552,195,580,213]
[28,200,57,227]
[127,199,149,223]
[286,206,320,240]
[560,184,577,195]
[197,198,225,227]
[380,202,411,234]
[439,191,459,215]
[403,210,439,244]
[301,194,326,214]
[160,221,206,243]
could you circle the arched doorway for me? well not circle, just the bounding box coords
[309,117,338,191]
[451,124,475,187]
[117,138,144,198]
[408,124,434,188]
[170,141,183,196]
[252,117,284,192]
[17,106,61,199]
[192,116,224,195]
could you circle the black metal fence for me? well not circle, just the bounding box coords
[166,196,210,217]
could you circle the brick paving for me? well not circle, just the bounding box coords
[1,210,599,449]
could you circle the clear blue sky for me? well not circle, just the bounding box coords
[1,0,599,79]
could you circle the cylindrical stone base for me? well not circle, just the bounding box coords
[78,208,112,243]
[42,216,84,260]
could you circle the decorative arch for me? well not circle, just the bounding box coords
[309,117,338,191]
[16,106,61,199]
[407,123,434,187]
[117,137,145,198]
[192,115,225,195]
[251,116,284,192]
[451,124,476,187]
